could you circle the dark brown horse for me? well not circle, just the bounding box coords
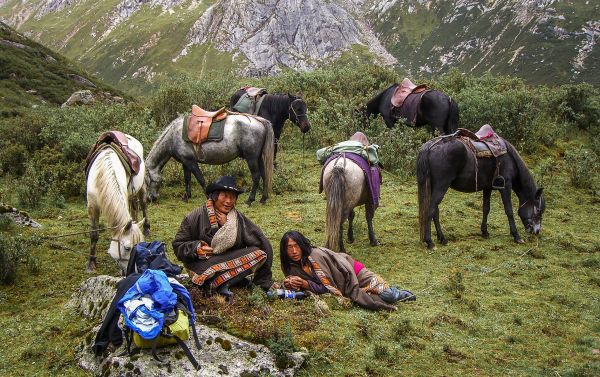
[363,84,459,135]
[230,91,310,160]
[417,133,545,249]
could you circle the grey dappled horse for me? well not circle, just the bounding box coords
[146,114,274,205]
[417,136,545,249]
[322,134,379,253]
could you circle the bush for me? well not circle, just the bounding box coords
[0,234,28,285]
[267,326,297,369]
[17,146,84,207]
[564,148,600,190]
[0,143,27,176]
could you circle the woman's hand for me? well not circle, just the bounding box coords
[284,276,308,290]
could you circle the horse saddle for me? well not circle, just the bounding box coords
[241,86,267,98]
[391,78,429,108]
[455,124,507,158]
[186,105,228,144]
[233,87,268,114]
[85,131,141,178]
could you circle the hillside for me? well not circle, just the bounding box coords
[0,21,128,116]
[0,0,597,93]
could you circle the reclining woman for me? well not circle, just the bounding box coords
[279,230,415,311]
[173,176,273,298]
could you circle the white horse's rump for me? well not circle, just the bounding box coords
[86,134,148,273]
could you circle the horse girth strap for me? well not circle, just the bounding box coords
[187,106,228,144]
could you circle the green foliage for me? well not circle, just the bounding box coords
[0,22,129,116]
[267,326,297,369]
[0,234,30,285]
[17,147,84,208]
[564,148,600,190]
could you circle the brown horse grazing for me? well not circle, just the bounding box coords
[417,129,545,249]
[363,83,459,135]
[321,133,381,253]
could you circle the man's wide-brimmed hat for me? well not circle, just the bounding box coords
[206,175,245,195]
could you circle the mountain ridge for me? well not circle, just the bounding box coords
[0,0,597,91]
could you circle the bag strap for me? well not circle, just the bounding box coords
[173,334,201,370]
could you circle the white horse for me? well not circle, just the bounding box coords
[322,133,380,253]
[86,134,149,273]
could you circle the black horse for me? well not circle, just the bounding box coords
[417,133,545,249]
[363,84,459,135]
[230,91,311,160]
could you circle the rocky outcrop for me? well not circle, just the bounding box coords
[179,0,396,76]
[61,90,124,107]
[0,203,42,228]
[68,276,306,377]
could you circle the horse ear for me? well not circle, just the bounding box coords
[124,220,133,231]
[536,187,544,198]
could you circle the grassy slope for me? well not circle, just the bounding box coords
[7,0,234,95]
[0,124,599,376]
[0,22,128,116]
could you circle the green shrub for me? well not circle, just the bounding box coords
[564,148,600,190]
[267,326,297,369]
[0,143,27,176]
[0,234,28,285]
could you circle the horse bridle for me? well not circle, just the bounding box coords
[289,98,308,124]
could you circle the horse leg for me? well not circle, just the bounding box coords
[426,187,449,249]
[182,165,192,202]
[86,206,100,272]
[500,184,524,243]
[383,114,396,128]
[258,154,268,204]
[185,160,207,196]
[366,202,379,246]
[347,209,355,244]
[245,157,261,206]
[433,206,447,245]
[481,188,492,238]
[140,189,150,237]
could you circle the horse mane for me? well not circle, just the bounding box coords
[94,151,132,231]
[365,84,397,115]
[147,121,174,162]
[505,140,537,196]
[261,93,294,115]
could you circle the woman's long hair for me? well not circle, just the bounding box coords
[279,230,313,276]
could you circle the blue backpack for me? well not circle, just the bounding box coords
[118,269,201,369]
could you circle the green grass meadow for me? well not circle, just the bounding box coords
[0,123,599,376]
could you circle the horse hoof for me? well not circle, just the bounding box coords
[427,243,436,251]
[440,239,448,246]
[481,232,490,239]
[370,240,380,246]
[515,238,525,244]
[259,198,267,205]
[347,239,354,244]
[85,265,96,273]
[245,200,254,206]
[181,195,189,202]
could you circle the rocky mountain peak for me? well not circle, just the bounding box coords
[179,0,396,76]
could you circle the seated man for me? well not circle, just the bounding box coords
[172,176,273,298]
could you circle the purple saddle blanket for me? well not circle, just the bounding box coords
[319,152,381,209]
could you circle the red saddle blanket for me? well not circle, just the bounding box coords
[85,131,141,177]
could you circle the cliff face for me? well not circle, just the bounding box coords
[0,0,597,89]
[179,0,395,76]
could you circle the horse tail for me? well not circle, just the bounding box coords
[261,118,274,196]
[325,165,346,252]
[417,145,432,243]
[445,97,459,134]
